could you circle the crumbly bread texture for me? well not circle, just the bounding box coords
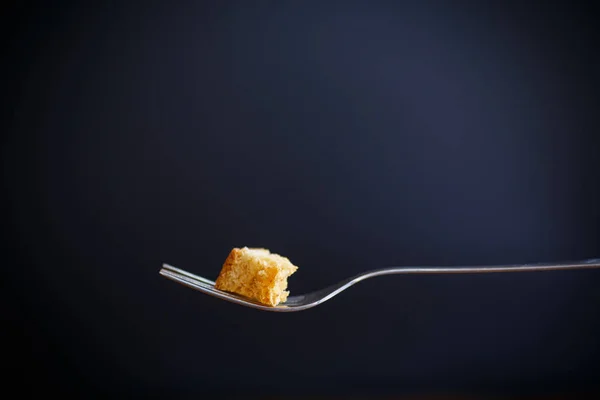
[214,247,298,306]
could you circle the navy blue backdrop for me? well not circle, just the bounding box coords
[4,0,600,397]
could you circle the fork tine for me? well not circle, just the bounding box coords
[159,269,218,294]
[159,265,278,309]
[161,263,216,285]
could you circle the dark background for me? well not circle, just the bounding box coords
[3,0,600,398]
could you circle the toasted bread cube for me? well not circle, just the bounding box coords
[214,247,298,306]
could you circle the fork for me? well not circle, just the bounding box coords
[159,258,600,312]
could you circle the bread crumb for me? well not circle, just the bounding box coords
[214,247,298,306]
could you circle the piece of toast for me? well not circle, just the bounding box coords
[214,247,298,306]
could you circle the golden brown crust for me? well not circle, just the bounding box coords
[214,248,241,290]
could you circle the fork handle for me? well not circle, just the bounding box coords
[363,258,600,278]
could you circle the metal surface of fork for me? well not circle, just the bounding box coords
[159,258,600,312]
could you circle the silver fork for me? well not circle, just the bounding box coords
[159,258,600,312]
